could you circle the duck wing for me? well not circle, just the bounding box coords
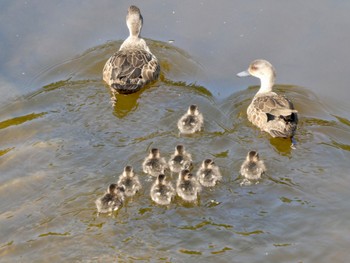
[252,94,298,137]
[253,94,297,118]
[103,49,160,94]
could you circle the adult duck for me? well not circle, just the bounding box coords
[103,5,160,96]
[237,59,298,140]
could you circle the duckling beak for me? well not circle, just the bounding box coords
[237,70,251,77]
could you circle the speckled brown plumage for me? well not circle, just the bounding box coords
[247,93,298,138]
[103,49,159,94]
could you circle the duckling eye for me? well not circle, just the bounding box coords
[251,65,258,71]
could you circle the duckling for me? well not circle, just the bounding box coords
[237,59,298,140]
[176,169,201,202]
[168,145,193,174]
[103,5,160,99]
[240,151,266,180]
[150,174,176,205]
[197,159,222,187]
[95,184,125,214]
[117,166,142,197]
[177,105,204,134]
[142,148,167,177]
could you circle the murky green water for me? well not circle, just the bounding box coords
[1,1,350,262]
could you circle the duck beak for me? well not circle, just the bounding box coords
[237,70,250,77]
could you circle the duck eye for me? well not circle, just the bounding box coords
[251,65,258,71]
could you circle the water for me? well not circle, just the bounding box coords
[1,1,350,262]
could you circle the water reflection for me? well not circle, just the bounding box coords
[112,92,141,119]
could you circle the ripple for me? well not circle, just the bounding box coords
[38,232,70,238]
[178,220,233,230]
[234,230,264,236]
[0,112,47,130]
[211,247,233,255]
[179,249,202,255]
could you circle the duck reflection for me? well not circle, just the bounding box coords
[111,91,140,118]
[269,137,294,156]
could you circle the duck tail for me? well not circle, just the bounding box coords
[111,83,143,94]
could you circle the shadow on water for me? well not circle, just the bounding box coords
[1,40,350,262]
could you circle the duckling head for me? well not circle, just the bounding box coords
[107,183,118,194]
[126,5,143,37]
[150,148,160,158]
[188,105,199,115]
[180,169,192,181]
[237,59,276,93]
[123,165,134,176]
[157,174,166,183]
[247,151,260,162]
[203,158,214,168]
[175,144,184,154]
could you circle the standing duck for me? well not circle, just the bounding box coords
[176,170,201,202]
[197,159,222,187]
[103,5,160,97]
[142,148,167,177]
[150,174,176,205]
[237,59,298,140]
[177,105,204,134]
[117,166,142,197]
[168,145,193,174]
[240,151,266,180]
[95,184,125,214]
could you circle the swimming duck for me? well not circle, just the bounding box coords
[142,148,168,177]
[240,151,266,180]
[103,5,160,96]
[177,105,204,134]
[176,169,201,202]
[168,145,193,174]
[197,159,222,187]
[95,184,125,214]
[150,174,176,205]
[117,165,142,197]
[237,59,298,139]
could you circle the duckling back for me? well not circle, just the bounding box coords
[150,174,175,205]
[176,171,201,202]
[95,184,125,214]
[117,167,142,197]
[177,105,204,134]
[168,145,193,173]
[240,151,266,180]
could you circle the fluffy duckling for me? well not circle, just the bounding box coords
[117,166,142,197]
[168,145,193,174]
[103,5,160,97]
[237,59,298,140]
[177,105,204,134]
[197,159,222,187]
[240,151,266,180]
[95,184,125,214]
[142,148,168,177]
[176,170,201,202]
[150,174,176,205]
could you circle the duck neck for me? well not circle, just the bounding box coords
[127,17,142,38]
[257,75,275,95]
[129,28,141,38]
